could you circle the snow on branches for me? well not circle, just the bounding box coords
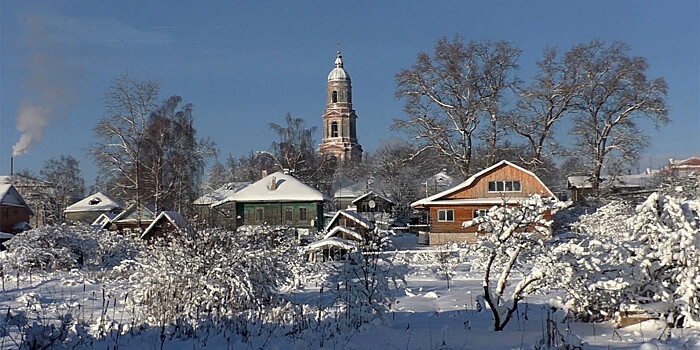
[542,193,700,326]
[463,194,559,331]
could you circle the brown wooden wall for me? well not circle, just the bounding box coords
[0,205,31,233]
[445,163,551,200]
[429,204,494,234]
[428,204,553,235]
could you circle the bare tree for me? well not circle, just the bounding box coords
[91,75,159,209]
[394,37,520,177]
[92,75,216,215]
[566,40,668,190]
[40,155,85,222]
[512,47,578,169]
[266,113,336,189]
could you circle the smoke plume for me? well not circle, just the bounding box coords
[12,13,73,157]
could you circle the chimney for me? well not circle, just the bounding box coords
[269,176,277,190]
[261,170,267,179]
[10,157,14,176]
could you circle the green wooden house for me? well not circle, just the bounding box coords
[212,171,327,232]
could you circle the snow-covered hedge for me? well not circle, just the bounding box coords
[1,225,144,272]
[124,226,302,331]
[541,193,700,326]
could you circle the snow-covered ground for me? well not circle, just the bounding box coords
[1,240,698,350]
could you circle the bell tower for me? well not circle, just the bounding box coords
[318,51,363,163]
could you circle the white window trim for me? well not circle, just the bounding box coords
[437,209,454,222]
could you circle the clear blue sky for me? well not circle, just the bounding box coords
[1,1,698,184]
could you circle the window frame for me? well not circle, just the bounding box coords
[299,207,307,221]
[255,207,264,221]
[284,207,293,221]
[488,180,522,193]
[331,122,339,137]
[437,209,454,222]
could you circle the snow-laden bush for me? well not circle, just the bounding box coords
[326,251,403,330]
[463,194,560,331]
[125,225,301,332]
[1,225,144,272]
[541,193,700,326]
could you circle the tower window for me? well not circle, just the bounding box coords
[331,122,338,137]
[348,91,351,103]
[332,91,338,103]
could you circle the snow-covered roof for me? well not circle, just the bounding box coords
[327,51,351,81]
[215,172,327,204]
[426,170,456,187]
[568,173,656,189]
[195,182,250,206]
[411,160,555,208]
[324,209,375,232]
[141,211,191,239]
[333,181,368,199]
[670,157,700,166]
[64,192,124,213]
[91,212,118,228]
[351,191,395,205]
[112,203,157,223]
[306,237,358,252]
[0,184,33,215]
[323,226,364,242]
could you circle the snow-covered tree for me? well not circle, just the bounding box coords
[511,47,577,169]
[39,155,86,223]
[463,195,558,331]
[541,193,700,326]
[394,37,521,176]
[566,40,668,190]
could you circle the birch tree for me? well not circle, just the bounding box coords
[566,40,668,190]
[394,37,520,177]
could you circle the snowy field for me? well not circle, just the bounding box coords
[1,245,698,349]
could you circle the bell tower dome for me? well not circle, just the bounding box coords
[318,51,363,163]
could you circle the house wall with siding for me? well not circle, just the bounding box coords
[425,163,554,244]
[444,164,551,200]
[0,205,31,233]
[237,202,322,231]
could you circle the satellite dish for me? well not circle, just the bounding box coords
[368,200,376,209]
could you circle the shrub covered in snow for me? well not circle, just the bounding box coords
[541,193,700,326]
[124,225,302,332]
[1,225,144,272]
[326,251,404,330]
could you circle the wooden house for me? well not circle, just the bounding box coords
[0,184,33,234]
[141,211,192,240]
[668,157,700,175]
[107,202,157,234]
[193,182,249,228]
[323,209,375,237]
[212,171,327,232]
[64,192,124,224]
[351,191,395,213]
[411,160,555,245]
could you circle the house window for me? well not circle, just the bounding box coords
[255,207,264,221]
[331,122,339,137]
[1,208,7,218]
[299,207,307,221]
[332,91,338,103]
[437,209,454,222]
[473,209,488,218]
[285,207,293,221]
[488,181,521,192]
